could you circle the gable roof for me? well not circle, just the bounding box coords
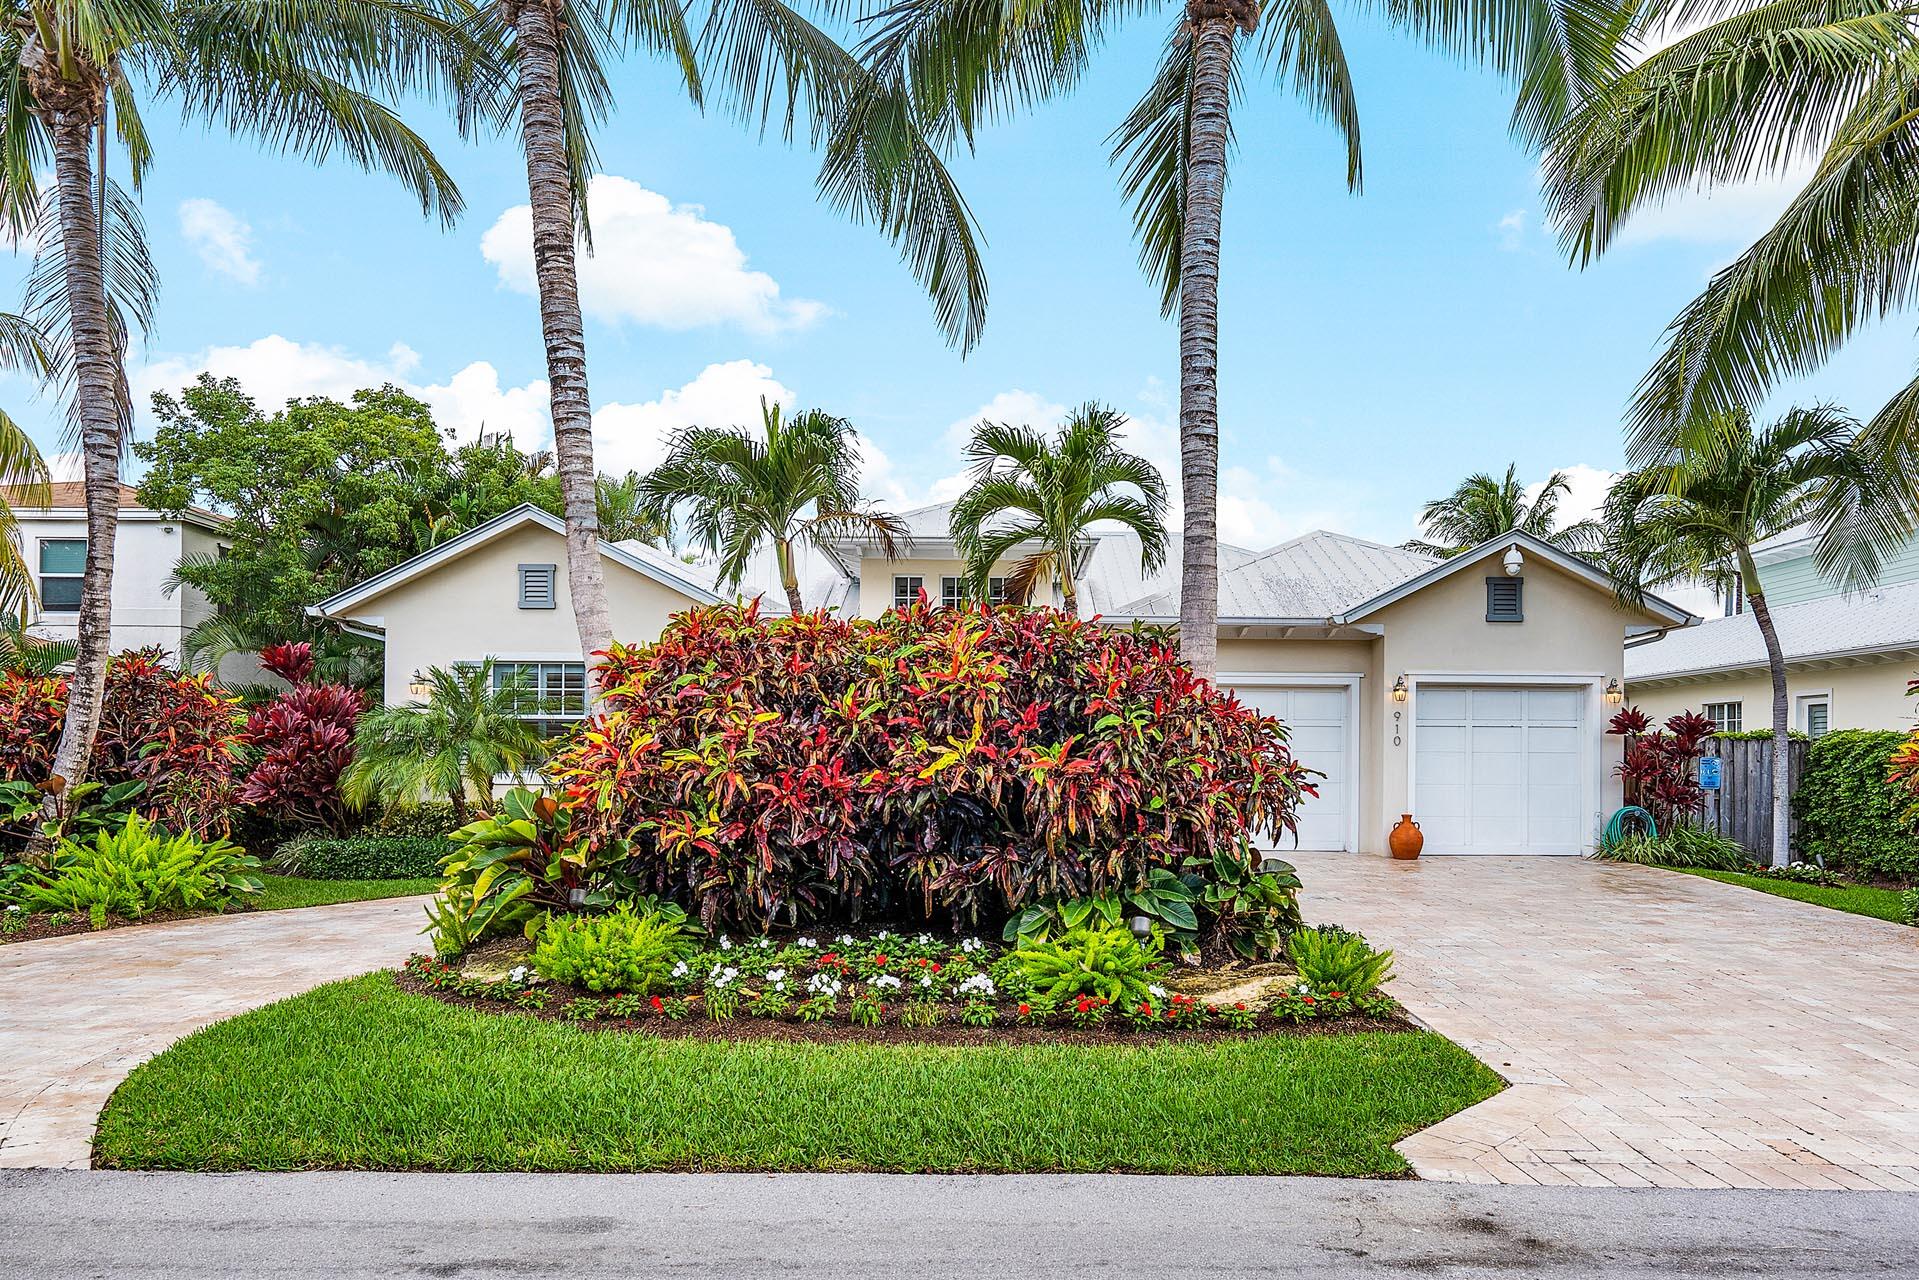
[1,482,227,530]
[1338,530,1696,627]
[1112,530,1437,621]
[307,504,722,621]
[1626,578,1919,682]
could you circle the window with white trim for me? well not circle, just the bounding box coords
[937,575,1016,609]
[892,575,924,609]
[38,539,84,612]
[1798,694,1831,738]
[493,661,587,739]
[1702,700,1742,734]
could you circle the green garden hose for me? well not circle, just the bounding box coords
[1603,806,1657,846]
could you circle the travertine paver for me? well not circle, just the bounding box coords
[1296,854,1919,1189]
[0,895,428,1169]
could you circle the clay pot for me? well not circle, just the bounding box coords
[1389,814,1424,860]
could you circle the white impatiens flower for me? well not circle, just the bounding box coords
[507,965,530,984]
[838,933,855,945]
[719,937,733,951]
[959,937,984,953]
[918,976,934,989]
[958,973,995,997]
[758,938,773,950]
[916,933,932,945]
[767,968,787,983]
[1149,984,1167,999]
[806,972,843,996]
[873,974,902,991]
[797,936,818,949]
[672,961,689,978]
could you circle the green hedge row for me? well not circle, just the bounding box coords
[1793,730,1919,885]
[284,835,451,881]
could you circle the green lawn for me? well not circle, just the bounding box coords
[94,973,1501,1175]
[1677,868,1913,924]
[253,875,438,912]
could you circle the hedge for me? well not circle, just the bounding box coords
[283,835,451,881]
[1792,730,1919,885]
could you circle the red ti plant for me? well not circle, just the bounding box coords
[236,642,366,833]
[1609,706,1714,831]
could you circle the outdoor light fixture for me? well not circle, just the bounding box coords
[1502,544,1525,576]
[407,671,432,700]
[1391,676,1408,702]
[566,886,589,910]
[1129,916,1152,941]
[1605,678,1624,704]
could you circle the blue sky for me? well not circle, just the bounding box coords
[3,9,1911,552]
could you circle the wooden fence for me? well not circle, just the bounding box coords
[1699,737,1810,858]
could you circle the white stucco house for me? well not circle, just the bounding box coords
[310,502,1697,858]
[1626,530,1919,735]
[3,482,229,661]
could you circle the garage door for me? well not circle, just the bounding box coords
[1230,684,1351,852]
[1414,685,1586,855]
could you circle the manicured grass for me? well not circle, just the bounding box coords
[253,875,438,912]
[1677,868,1913,924]
[94,973,1501,1175]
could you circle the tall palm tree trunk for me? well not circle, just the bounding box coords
[1748,587,1792,867]
[37,94,123,831]
[775,537,805,615]
[1175,7,1241,684]
[511,0,612,670]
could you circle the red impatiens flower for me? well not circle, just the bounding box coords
[1234,1002,1247,1011]
[1301,995,1316,1004]
[649,996,664,1013]
[1018,1003,1031,1016]
[872,954,888,967]
[931,962,942,972]
[1139,1001,1153,1014]
[1328,990,1345,999]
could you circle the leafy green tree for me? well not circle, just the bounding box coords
[637,400,905,614]
[342,661,546,823]
[949,402,1168,615]
[1603,405,1904,866]
[1541,0,1919,492]
[0,0,477,807]
[863,0,1624,678]
[1405,464,1601,558]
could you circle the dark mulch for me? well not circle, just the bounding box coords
[0,908,218,946]
[395,971,1413,1047]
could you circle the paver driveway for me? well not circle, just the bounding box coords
[1296,854,1919,1190]
[0,895,427,1169]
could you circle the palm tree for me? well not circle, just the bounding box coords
[1404,464,1603,558]
[465,0,988,672]
[342,661,546,823]
[949,402,1168,615]
[0,622,74,676]
[595,470,668,546]
[0,313,52,620]
[1540,0,1919,495]
[636,399,905,615]
[0,0,476,818]
[861,0,1623,679]
[1603,405,1903,867]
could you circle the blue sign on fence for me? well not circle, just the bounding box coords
[1698,756,1722,791]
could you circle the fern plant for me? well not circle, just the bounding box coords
[1009,926,1164,1007]
[1286,926,1394,998]
[23,815,261,921]
[530,906,694,993]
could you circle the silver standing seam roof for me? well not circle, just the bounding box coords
[1626,579,1919,681]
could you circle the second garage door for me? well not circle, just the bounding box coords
[1414,685,1587,855]
[1229,683,1352,852]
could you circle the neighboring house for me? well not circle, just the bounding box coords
[2,482,228,661]
[1626,530,1919,734]
[311,502,1695,857]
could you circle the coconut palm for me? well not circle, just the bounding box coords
[636,400,904,615]
[949,402,1168,615]
[1540,0,1919,495]
[1603,404,1903,866]
[0,0,479,817]
[1404,464,1603,558]
[342,661,547,823]
[463,0,988,671]
[859,0,1627,678]
[0,312,52,620]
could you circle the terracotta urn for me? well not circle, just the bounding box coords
[1389,814,1424,860]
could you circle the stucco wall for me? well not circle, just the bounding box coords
[855,553,1061,618]
[17,514,222,661]
[1629,660,1918,733]
[342,523,706,706]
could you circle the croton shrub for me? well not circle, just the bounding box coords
[0,648,242,842]
[542,600,1312,937]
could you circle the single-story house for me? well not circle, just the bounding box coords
[1626,530,1919,735]
[310,502,1697,857]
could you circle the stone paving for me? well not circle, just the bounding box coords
[1297,854,1919,1190]
[0,895,428,1169]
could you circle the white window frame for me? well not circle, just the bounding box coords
[37,537,85,613]
[488,658,589,739]
[1702,700,1743,735]
[1795,690,1833,738]
[892,575,924,609]
[938,575,1014,609]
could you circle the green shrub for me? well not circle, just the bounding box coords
[361,802,461,840]
[531,906,695,993]
[1902,887,1919,927]
[1793,730,1919,884]
[22,815,262,921]
[1286,926,1394,997]
[1007,926,1164,1007]
[1592,824,1749,870]
[279,834,450,880]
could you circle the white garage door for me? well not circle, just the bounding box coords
[1230,684,1351,852]
[1414,685,1587,855]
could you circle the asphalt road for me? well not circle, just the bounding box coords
[4,1170,1918,1278]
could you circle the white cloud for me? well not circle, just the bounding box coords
[415,362,550,448]
[480,176,826,334]
[1496,208,1528,252]
[134,335,422,414]
[1525,462,1616,529]
[178,199,261,286]
[592,359,793,478]
[1612,167,1809,252]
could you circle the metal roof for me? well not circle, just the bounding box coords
[1111,530,1436,619]
[1626,578,1919,682]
